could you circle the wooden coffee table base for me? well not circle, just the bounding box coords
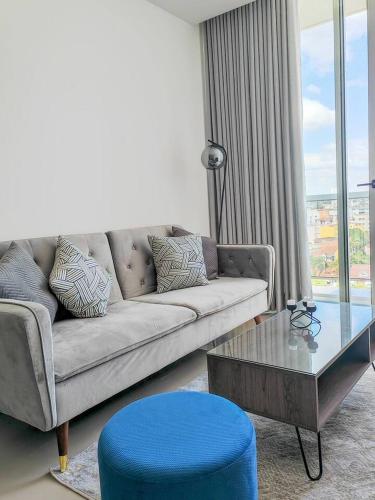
[207,311,375,481]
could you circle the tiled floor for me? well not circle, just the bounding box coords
[0,350,207,499]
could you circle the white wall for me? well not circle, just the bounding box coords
[0,0,209,241]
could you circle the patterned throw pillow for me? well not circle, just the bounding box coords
[148,235,209,294]
[49,237,112,318]
[172,226,218,280]
[0,241,58,322]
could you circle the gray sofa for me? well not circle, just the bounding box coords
[0,225,274,471]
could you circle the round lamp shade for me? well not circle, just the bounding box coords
[201,144,226,170]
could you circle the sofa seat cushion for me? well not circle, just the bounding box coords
[130,277,267,319]
[53,301,197,382]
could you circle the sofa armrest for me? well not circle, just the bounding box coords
[217,244,275,308]
[0,300,57,431]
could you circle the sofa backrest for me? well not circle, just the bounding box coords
[0,232,123,305]
[107,225,172,299]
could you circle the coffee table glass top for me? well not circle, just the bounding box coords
[208,301,375,376]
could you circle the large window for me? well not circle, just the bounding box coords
[299,0,370,304]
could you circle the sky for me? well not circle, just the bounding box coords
[301,10,368,196]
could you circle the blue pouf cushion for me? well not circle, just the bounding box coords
[98,392,257,500]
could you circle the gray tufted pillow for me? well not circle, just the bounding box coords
[148,234,209,294]
[172,226,218,280]
[49,237,112,318]
[0,241,58,322]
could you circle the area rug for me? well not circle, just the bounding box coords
[51,368,375,500]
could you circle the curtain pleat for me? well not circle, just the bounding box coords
[202,0,311,310]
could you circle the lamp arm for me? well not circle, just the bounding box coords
[217,160,228,243]
[204,139,228,243]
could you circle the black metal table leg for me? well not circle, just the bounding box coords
[372,362,375,371]
[295,427,323,481]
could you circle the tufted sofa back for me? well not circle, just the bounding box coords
[0,232,123,305]
[107,225,172,299]
[0,225,175,304]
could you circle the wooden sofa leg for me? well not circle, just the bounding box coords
[56,421,69,472]
[254,315,262,325]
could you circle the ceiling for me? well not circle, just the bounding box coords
[299,0,366,29]
[148,0,367,28]
[147,0,253,25]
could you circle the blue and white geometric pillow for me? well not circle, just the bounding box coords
[148,234,209,294]
[49,237,112,318]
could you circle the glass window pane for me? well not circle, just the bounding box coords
[299,0,340,302]
[344,0,370,304]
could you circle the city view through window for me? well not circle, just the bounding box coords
[300,2,370,304]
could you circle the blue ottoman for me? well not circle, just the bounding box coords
[98,392,257,500]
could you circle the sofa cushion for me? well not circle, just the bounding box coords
[106,225,173,300]
[130,277,267,318]
[50,237,113,318]
[172,226,218,280]
[0,242,58,322]
[53,300,197,382]
[55,292,268,424]
[148,235,209,294]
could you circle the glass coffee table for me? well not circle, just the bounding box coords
[207,301,375,481]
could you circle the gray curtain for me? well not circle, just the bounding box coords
[202,0,311,311]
